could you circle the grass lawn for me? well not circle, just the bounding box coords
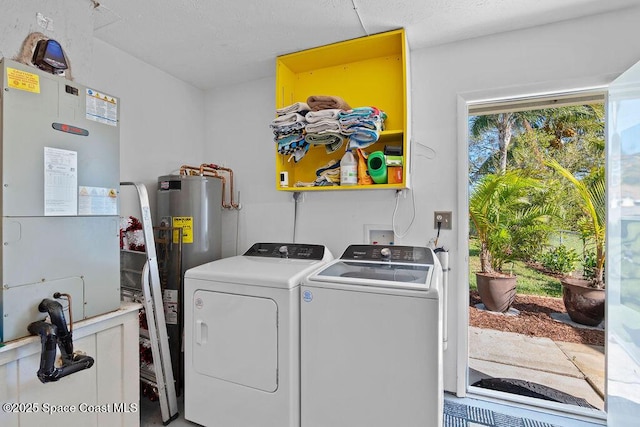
[468,238,563,298]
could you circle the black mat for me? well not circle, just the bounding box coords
[472,378,596,409]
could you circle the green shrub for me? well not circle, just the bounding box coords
[582,250,598,279]
[540,245,579,275]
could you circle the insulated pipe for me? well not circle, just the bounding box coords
[27,321,59,382]
[53,292,72,333]
[38,298,73,361]
[27,320,95,383]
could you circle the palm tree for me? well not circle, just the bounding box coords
[545,159,605,288]
[470,104,604,177]
[469,112,535,174]
[469,170,556,274]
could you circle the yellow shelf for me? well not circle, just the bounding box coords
[274,29,409,191]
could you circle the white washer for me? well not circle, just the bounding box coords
[183,243,333,427]
[301,245,443,427]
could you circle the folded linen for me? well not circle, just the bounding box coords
[276,133,305,151]
[276,102,310,116]
[270,112,306,128]
[305,132,345,153]
[338,106,381,118]
[346,128,380,150]
[271,121,306,136]
[307,95,351,111]
[305,109,342,123]
[340,119,383,133]
[315,159,341,183]
[305,119,341,134]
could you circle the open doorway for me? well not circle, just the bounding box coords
[465,92,606,414]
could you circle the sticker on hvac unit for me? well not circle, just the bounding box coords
[6,67,40,93]
[44,147,77,216]
[85,88,118,126]
[78,186,118,215]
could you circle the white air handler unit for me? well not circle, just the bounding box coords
[184,243,333,427]
[0,58,120,342]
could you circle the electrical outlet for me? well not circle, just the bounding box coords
[434,211,452,230]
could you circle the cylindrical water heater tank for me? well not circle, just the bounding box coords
[157,174,223,393]
[157,174,223,270]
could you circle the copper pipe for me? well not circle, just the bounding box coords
[179,164,203,176]
[179,163,238,209]
[203,163,240,209]
[199,165,230,208]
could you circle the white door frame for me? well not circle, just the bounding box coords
[455,86,608,422]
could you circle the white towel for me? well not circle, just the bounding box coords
[276,102,310,116]
[305,119,341,134]
[305,109,342,123]
[270,112,306,128]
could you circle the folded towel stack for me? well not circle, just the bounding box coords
[339,107,387,150]
[271,97,386,166]
[304,108,345,154]
[271,104,311,163]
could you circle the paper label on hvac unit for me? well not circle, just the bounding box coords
[163,289,178,325]
[172,217,193,244]
[78,186,118,215]
[7,67,40,93]
[44,147,78,216]
[85,88,118,126]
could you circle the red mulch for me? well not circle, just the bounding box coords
[469,291,604,346]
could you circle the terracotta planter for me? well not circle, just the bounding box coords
[560,277,605,327]
[476,272,517,313]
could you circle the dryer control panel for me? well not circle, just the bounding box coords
[244,243,326,260]
[340,245,435,264]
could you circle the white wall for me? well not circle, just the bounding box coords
[90,39,206,216]
[0,0,95,84]
[205,6,640,392]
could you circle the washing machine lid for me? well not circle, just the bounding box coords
[185,243,333,289]
[308,259,434,291]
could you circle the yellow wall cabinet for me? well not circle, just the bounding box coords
[275,29,410,191]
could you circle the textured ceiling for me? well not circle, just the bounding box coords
[91,0,638,90]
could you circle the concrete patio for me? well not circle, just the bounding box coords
[469,326,605,410]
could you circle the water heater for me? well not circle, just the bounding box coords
[157,174,223,270]
[0,58,120,342]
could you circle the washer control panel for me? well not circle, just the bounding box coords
[244,242,326,260]
[340,245,434,264]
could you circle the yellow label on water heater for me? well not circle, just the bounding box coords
[172,216,193,244]
[7,67,40,93]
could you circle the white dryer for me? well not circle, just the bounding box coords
[183,243,333,427]
[301,245,443,427]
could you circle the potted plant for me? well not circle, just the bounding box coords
[546,159,605,326]
[469,171,554,312]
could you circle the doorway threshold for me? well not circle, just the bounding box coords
[455,388,606,426]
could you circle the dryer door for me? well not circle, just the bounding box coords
[192,290,278,392]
